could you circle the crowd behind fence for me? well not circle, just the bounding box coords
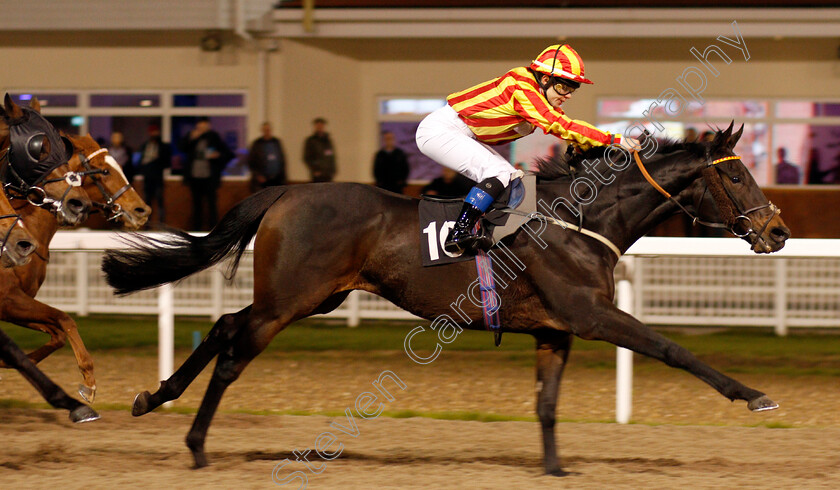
[41,233,840,334]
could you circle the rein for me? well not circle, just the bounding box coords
[500,207,622,258]
[632,150,779,245]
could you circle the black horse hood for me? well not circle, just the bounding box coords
[7,107,71,186]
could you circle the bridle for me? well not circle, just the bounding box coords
[1,140,84,214]
[632,150,780,246]
[75,148,132,221]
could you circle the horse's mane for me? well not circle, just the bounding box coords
[534,130,730,182]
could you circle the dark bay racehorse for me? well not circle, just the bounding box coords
[104,125,790,473]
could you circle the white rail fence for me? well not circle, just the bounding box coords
[44,233,840,332]
[43,232,840,423]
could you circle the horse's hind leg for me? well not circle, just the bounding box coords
[573,297,774,410]
[185,312,284,468]
[534,330,572,476]
[0,328,98,423]
[132,306,251,416]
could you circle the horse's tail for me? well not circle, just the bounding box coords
[102,186,287,295]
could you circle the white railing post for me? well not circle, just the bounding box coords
[158,283,174,406]
[616,257,635,425]
[211,267,225,322]
[774,258,788,336]
[75,250,89,316]
[347,290,360,328]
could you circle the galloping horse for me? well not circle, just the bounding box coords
[105,125,789,473]
[0,132,150,405]
[0,97,102,422]
[0,95,92,227]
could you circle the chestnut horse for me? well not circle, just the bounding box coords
[0,133,150,406]
[0,95,91,227]
[105,125,790,473]
[0,97,101,422]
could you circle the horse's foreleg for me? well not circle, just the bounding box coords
[0,327,98,423]
[573,297,775,410]
[0,291,97,402]
[534,330,572,476]
[132,307,251,417]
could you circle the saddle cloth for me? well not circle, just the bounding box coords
[418,173,536,267]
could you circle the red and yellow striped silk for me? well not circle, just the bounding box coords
[446,67,619,149]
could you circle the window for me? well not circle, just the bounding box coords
[598,97,840,186]
[4,90,249,177]
[377,97,511,182]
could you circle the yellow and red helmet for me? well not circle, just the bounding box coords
[530,44,593,85]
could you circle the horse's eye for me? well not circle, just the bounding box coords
[731,176,741,184]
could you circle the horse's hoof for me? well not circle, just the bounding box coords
[79,384,96,404]
[69,405,100,424]
[132,391,152,416]
[546,467,569,477]
[748,395,779,412]
[192,450,208,469]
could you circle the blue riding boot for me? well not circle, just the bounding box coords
[444,177,505,254]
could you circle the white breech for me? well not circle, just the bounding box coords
[416,105,514,187]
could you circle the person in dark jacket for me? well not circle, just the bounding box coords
[137,123,171,223]
[181,117,234,230]
[373,131,409,194]
[303,117,336,182]
[248,121,287,192]
[422,167,475,197]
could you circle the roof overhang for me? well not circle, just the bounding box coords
[256,8,840,38]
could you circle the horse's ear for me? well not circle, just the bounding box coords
[29,96,41,113]
[723,121,734,140]
[731,124,744,148]
[3,93,24,120]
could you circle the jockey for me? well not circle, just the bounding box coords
[416,44,637,254]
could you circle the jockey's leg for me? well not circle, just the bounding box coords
[445,177,505,253]
[416,105,514,253]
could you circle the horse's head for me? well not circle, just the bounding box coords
[0,94,92,226]
[64,133,151,230]
[686,124,790,253]
[0,191,38,267]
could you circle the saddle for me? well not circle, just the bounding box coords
[418,173,536,267]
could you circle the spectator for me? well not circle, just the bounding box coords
[422,168,475,197]
[180,117,234,230]
[775,147,801,185]
[137,123,171,223]
[108,131,134,181]
[373,131,409,194]
[701,130,716,143]
[248,121,287,192]
[303,117,336,182]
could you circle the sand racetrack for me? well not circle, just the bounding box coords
[2,350,840,488]
[2,410,840,489]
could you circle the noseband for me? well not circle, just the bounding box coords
[0,212,25,260]
[632,151,780,246]
[75,148,132,221]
